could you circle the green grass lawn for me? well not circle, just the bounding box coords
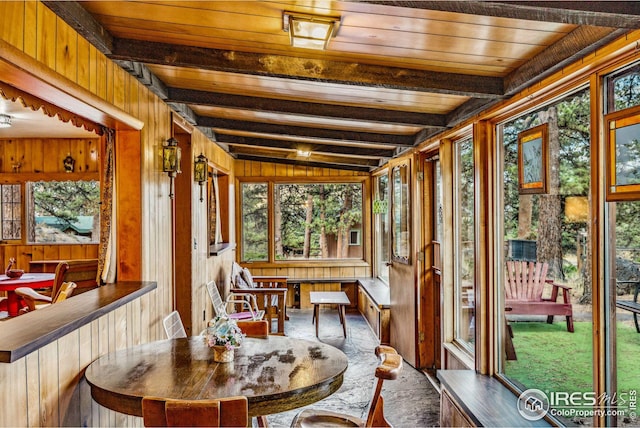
[505,321,640,394]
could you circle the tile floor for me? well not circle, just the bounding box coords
[266,308,441,427]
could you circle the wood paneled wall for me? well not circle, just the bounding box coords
[234,159,373,280]
[0,137,100,174]
[0,1,234,426]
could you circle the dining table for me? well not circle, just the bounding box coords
[84,335,349,419]
[0,273,55,317]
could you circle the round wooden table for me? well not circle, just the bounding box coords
[85,335,348,418]
[0,273,55,317]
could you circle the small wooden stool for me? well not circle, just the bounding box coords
[310,291,350,337]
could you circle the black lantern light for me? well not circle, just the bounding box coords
[194,153,208,202]
[162,137,182,199]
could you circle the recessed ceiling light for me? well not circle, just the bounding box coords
[297,150,311,157]
[0,114,12,128]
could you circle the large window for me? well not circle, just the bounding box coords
[604,64,640,427]
[241,183,268,262]
[498,87,593,424]
[27,181,100,244]
[374,173,390,283]
[454,138,475,351]
[274,183,362,260]
[240,180,364,262]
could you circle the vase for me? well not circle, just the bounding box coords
[212,345,235,363]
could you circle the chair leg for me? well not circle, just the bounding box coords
[634,313,640,333]
[546,315,554,325]
[566,315,574,333]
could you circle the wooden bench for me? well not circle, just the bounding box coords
[616,281,640,333]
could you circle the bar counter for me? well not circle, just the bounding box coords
[0,281,156,363]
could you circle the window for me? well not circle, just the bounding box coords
[239,180,365,262]
[241,183,268,261]
[498,87,593,424]
[453,139,475,351]
[27,181,100,244]
[274,183,363,260]
[374,173,390,283]
[1,184,21,240]
[349,229,361,246]
[604,65,640,427]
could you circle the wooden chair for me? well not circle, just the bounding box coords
[15,281,77,312]
[291,345,403,428]
[163,311,187,339]
[230,263,288,335]
[505,260,574,332]
[142,396,248,427]
[53,259,99,295]
[207,280,265,321]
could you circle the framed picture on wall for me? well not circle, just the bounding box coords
[605,105,640,201]
[517,123,548,194]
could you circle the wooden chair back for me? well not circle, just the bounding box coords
[163,311,187,339]
[16,281,77,312]
[365,346,403,427]
[504,260,549,302]
[237,320,269,338]
[53,259,99,297]
[142,396,248,427]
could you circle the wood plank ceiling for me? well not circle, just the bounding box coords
[44,1,640,171]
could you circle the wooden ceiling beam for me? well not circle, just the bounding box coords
[167,88,447,127]
[198,117,417,147]
[356,1,640,28]
[505,26,627,95]
[235,154,373,172]
[219,135,396,158]
[110,38,504,98]
[230,145,382,166]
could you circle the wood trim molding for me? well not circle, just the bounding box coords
[0,38,143,131]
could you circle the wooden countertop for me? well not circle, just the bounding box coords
[0,281,156,363]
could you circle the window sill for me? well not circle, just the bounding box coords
[442,341,475,370]
[209,242,235,256]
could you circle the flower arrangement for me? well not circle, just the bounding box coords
[203,316,245,350]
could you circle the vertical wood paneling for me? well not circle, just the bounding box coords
[0,1,25,50]
[36,2,56,70]
[0,1,234,425]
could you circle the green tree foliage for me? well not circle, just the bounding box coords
[33,180,99,225]
[275,183,362,259]
[241,183,268,261]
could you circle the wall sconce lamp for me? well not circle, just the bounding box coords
[0,114,12,128]
[283,11,340,50]
[163,137,182,199]
[194,153,208,202]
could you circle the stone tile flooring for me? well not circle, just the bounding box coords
[266,308,441,427]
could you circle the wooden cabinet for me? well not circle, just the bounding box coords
[357,285,390,344]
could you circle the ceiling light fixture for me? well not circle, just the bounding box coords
[283,11,340,50]
[0,114,12,128]
[297,150,311,157]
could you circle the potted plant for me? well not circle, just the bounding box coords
[203,316,245,362]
